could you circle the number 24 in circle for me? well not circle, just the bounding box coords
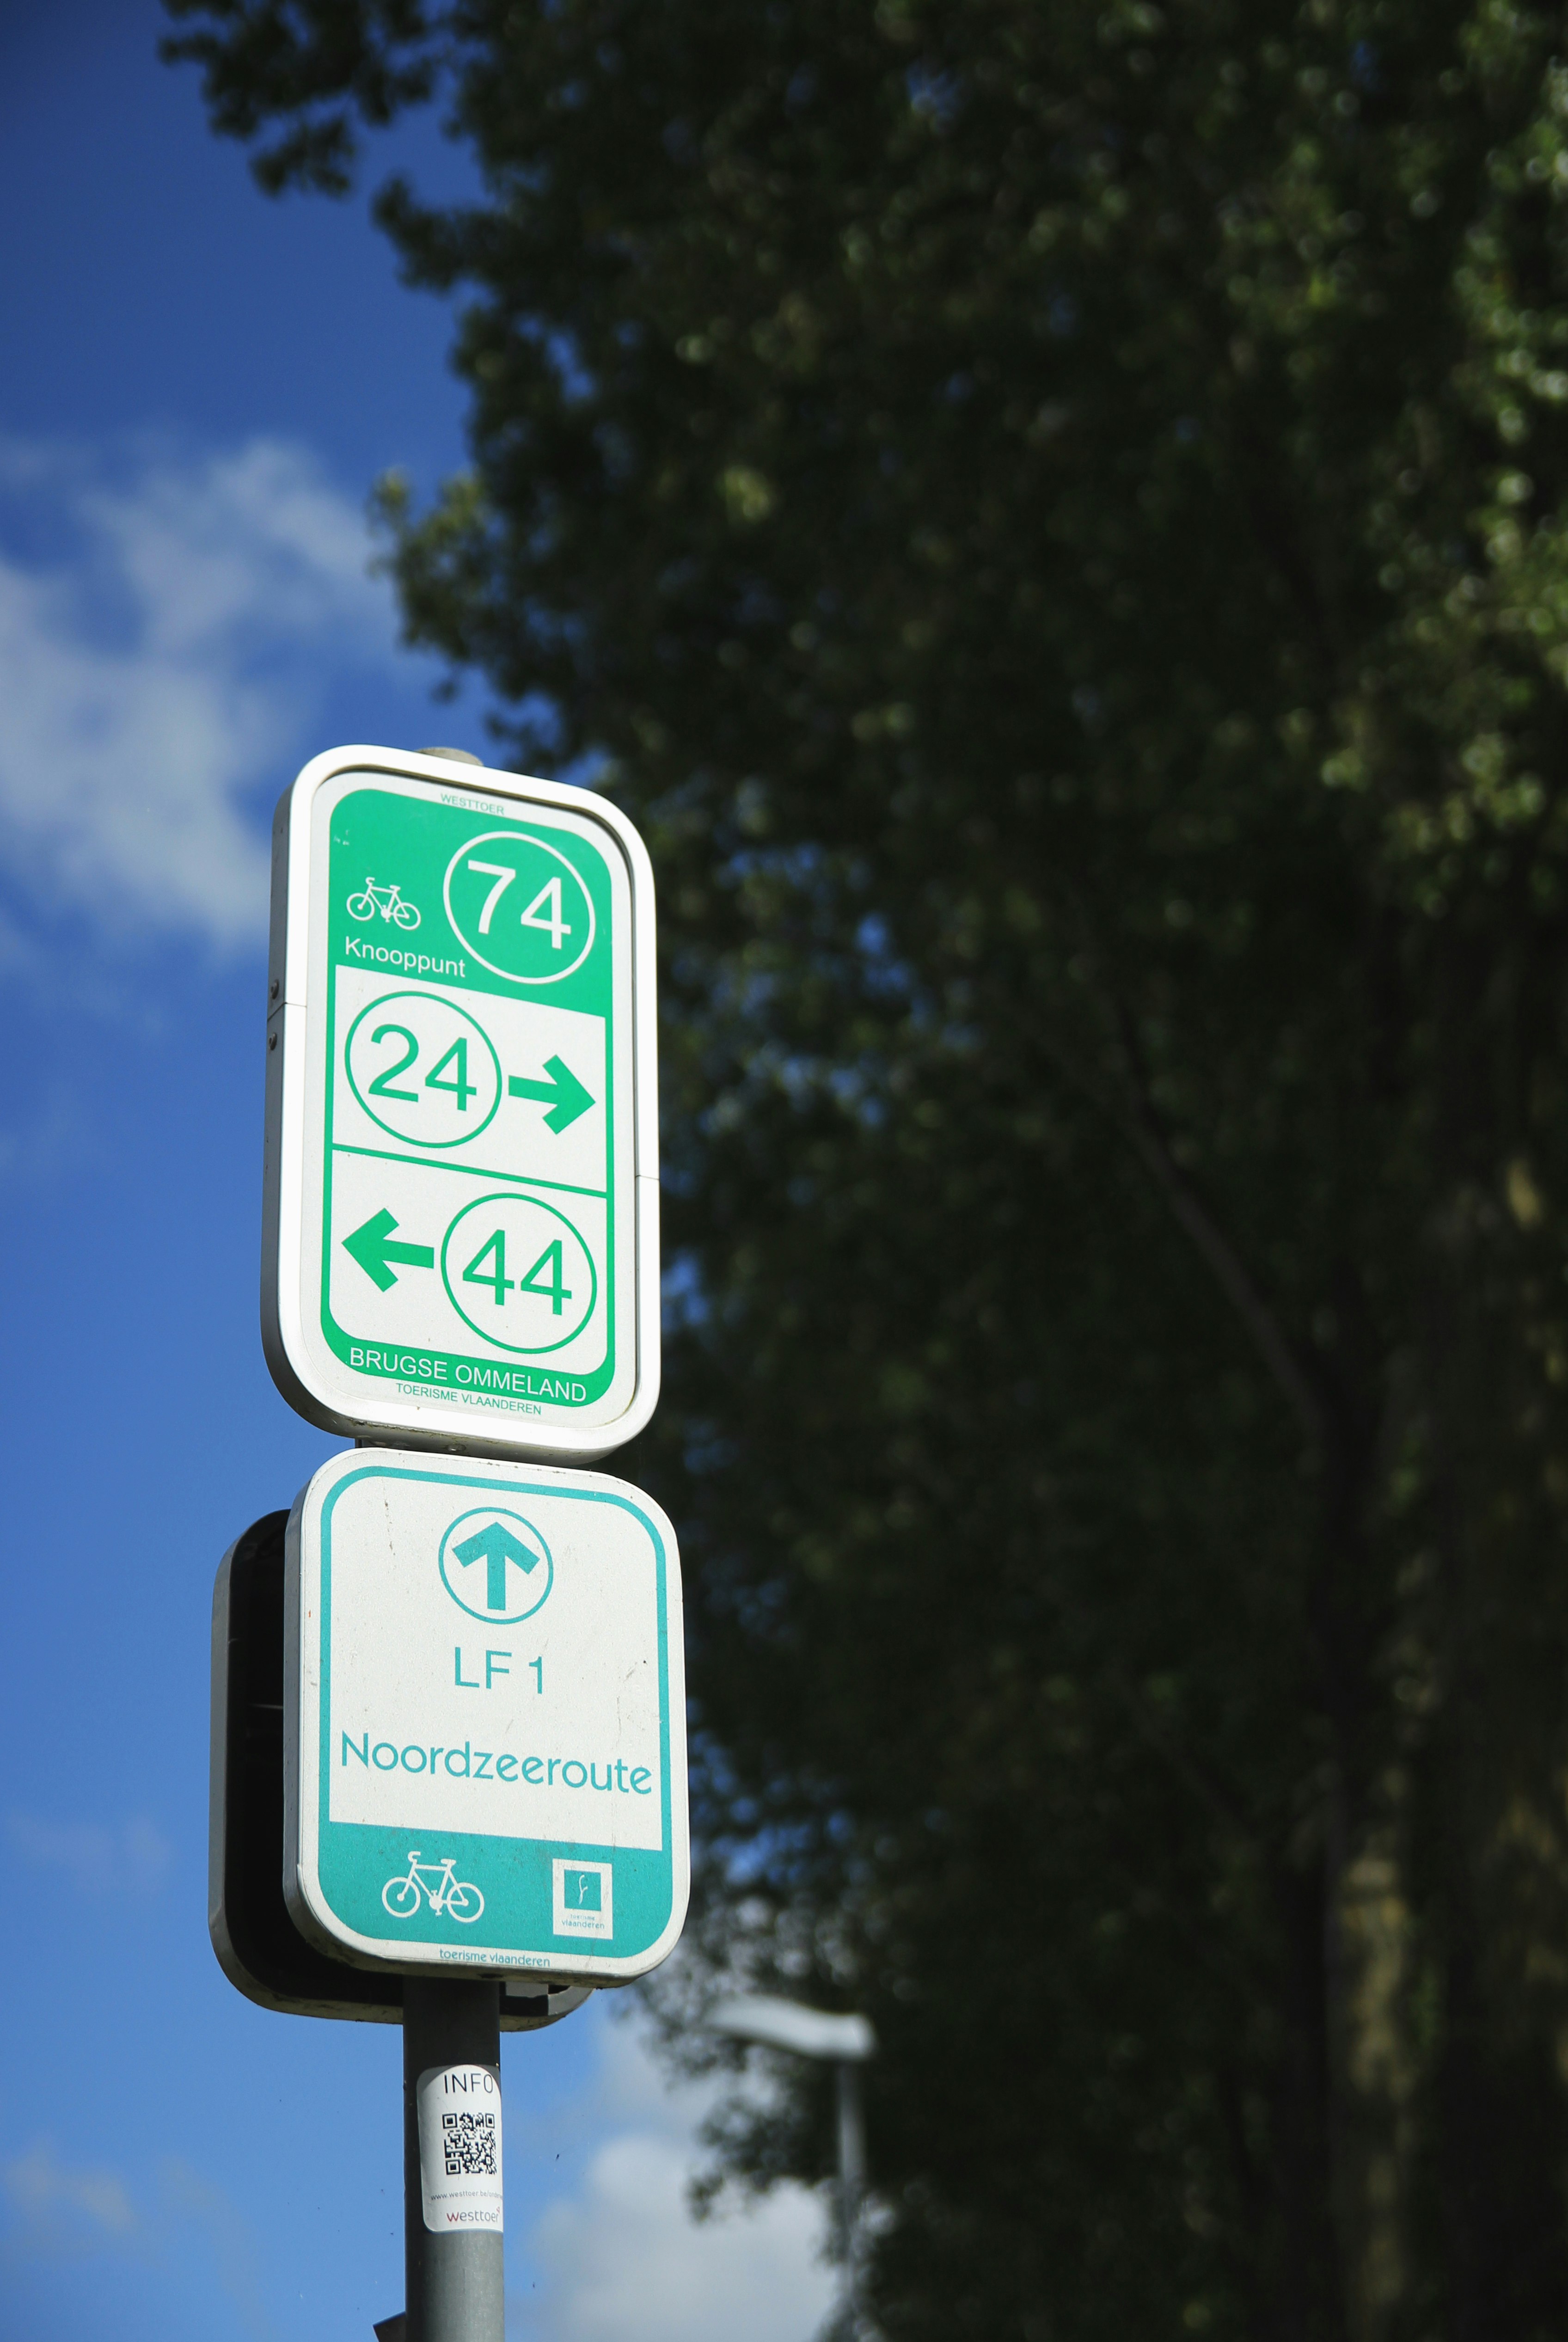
[368,1026,479,1111]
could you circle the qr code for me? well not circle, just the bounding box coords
[441,2110,497,2178]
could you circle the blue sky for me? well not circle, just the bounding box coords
[0,8,832,2338]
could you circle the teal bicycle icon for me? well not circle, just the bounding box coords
[381,1850,485,1923]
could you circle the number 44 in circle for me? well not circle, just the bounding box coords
[463,1230,571,1316]
[468,860,572,948]
[436,1193,596,1354]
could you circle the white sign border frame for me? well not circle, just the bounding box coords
[262,744,660,1462]
[282,1446,690,1986]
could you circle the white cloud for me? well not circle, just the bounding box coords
[0,434,410,947]
[524,2133,831,2342]
[3,2142,137,2248]
[159,2156,276,2341]
[6,1811,173,1896]
[0,1081,87,1184]
[512,2012,837,2342]
[0,2005,835,2342]
[1,2144,274,2335]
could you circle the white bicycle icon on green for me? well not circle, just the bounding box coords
[347,876,421,930]
[382,1850,484,1923]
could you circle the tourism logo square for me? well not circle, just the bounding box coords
[553,1858,613,1937]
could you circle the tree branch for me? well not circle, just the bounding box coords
[1107,996,1327,1455]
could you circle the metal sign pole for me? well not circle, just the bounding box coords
[403,1979,505,2342]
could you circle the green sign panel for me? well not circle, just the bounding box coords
[263,748,658,1461]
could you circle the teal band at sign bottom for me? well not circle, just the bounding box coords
[319,1821,674,1961]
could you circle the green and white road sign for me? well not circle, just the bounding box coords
[263,746,658,1459]
[283,1447,688,1983]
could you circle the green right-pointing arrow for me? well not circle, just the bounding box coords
[508,1054,595,1134]
[343,1208,435,1292]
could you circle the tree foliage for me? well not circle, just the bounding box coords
[167,2,1568,2333]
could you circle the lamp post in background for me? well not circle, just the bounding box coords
[709,1995,877,2338]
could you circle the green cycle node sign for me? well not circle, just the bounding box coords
[262,747,659,1461]
[283,1447,689,1982]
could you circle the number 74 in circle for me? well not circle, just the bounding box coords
[468,860,573,950]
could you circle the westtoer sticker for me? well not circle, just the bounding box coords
[262,744,660,1464]
[282,1446,689,1985]
[417,2064,503,2233]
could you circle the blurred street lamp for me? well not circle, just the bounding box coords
[709,1995,876,2337]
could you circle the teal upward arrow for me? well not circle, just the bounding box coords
[508,1055,594,1134]
[452,1520,539,1611]
[343,1208,435,1292]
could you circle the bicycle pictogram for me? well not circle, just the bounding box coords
[347,876,421,930]
[381,1849,484,1923]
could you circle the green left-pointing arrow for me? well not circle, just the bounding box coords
[343,1208,435,1292]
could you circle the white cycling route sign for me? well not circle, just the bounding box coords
[282,1446,689,1981]
[262,746,659,1461]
